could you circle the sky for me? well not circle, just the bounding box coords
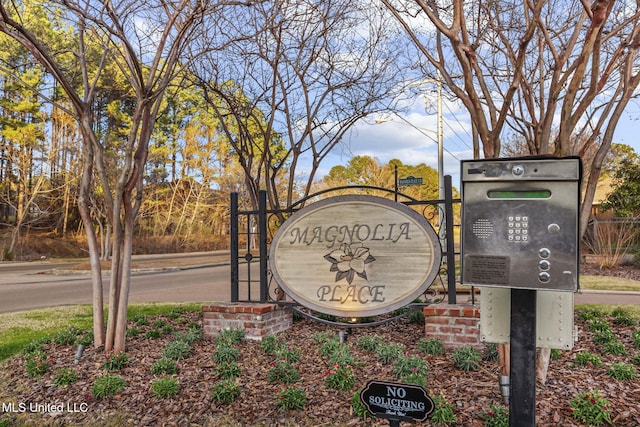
[311,96,640,193]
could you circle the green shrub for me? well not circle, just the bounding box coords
[408,309,425,324]
[126,327,141,337]
[145,329,162,339]
[75,331,94,346]
[356,335,384,352]
[132,314,149,326]
[319,339,342,359]
[103,351,129,370]
[54,368,78,386]
[417,338,445,356]
[151,377,179,398]
[575,351,603,367]
[24,351,51,377]
[593,330,617,345]
[452,346,480,372]
[602,341,627,356]
[393,355,428,380]
[632,329,640,348]
[211,379,240,404]
[550,348,562,361]
[151,358,178,375]
[174,328,203,345]
[54,327,81,346]
[21,339,46,356]
[311,330,338,344]
[260,334,286,355]
[607,362,637,381]
[578,308,602,322]
[351,389,371,421]
[268,359,300,384]
[276,386,307,410]
[481,403,509,427]
[569,390,612,426]
[375,343,404,364]
[212,344,240,364]
[482,343,499,362]
[152,319,167,328]
[430,392,457,425]
[163,340,191,360]
[588,319,611,333]
[215,361,241,379]
[92,374,126,399]
[275,346,301,363]
[327,346,357,366]
[214,328,245,345]
[323,363,355,391]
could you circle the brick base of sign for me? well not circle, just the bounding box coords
[423,303,481,348]
[202,303,292,340]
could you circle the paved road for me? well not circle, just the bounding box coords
[1,252,639,313]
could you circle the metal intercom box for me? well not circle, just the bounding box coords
[461,157,581,291]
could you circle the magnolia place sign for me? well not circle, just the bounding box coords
[269,195,442,317]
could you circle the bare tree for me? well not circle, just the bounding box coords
[193,0,411,211]
[381,0,640,234]
[0,0,226,351]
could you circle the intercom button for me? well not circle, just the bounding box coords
[538,272,550,283]
[539,260,551,271]
[539,248,551,258]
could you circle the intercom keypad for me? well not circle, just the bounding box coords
[507,215,528,242]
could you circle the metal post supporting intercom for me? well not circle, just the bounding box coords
[460,157,581,427]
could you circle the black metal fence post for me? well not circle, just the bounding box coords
[230,192,239,302]
[444,175,456,304]
[258,190,269,303]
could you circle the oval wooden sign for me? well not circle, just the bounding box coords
[269,195,442,317]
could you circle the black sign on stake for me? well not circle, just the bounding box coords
[360,380,434,426]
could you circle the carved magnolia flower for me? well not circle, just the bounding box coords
[324,242,376,284]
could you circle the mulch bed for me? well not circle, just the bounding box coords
[1,307,639,426]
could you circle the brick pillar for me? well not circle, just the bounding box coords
[202,303,292,341]
[423,303,481,348]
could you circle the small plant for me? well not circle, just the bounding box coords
[163,340,191,360]
[351,389,371,421]
[75,331,94,347]
[212,344,240,364]
[327,345,357,366]
[126,327,141,337]
[54,327,81,346]
[569,390,612,426]
[268,359,300,383]
[632,329,640,348]
[356,334,384,352]
[92,374,126,399]
[275,346,301,363]
[260,334,286,355]
[54,368,78,386]
[145,329,162,339]
[578,308,602,322]
[430,391,457,425]
[482,343,499,362]
[276,386,307,410]
[168,307,185,319]
[393,355,428,380]
[481,403,509,427]
[452,346,480,372]
[24,351,51,377]
[319,339,342,359]
[408,309,425,324]
[21,339,46,356]
[612,311,635,326]
[103,351,129,370]
[631,353,640,365]
[151,358,178,376]
[312,330,337,344]
[323,363,355,391]
[214,328,246,345]
[375,343,404,364]
[215,361,241,379]
[160,325,174,335]
[174,328,203,345]
[211,379,240,404]
[417,338,445,356]
[588,318,612,333]
[132,314,149,326]
[602,341,627,356]
[607,362,637,381]
[152,319,167,328]
[575,351,603,367]
[151,377,179,398]
[550,348,562,361]
[593,330,617,345]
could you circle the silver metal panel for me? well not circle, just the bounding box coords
[461,158,580,291]
[480,288,575,350]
